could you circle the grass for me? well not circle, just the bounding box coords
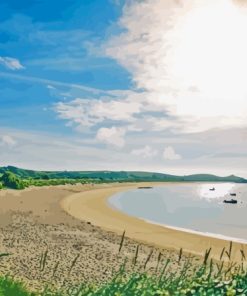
[40,249,48,272]
[1,237,247,295]
[1,261,247,295]
[0,276,35,296]
[2,246,247,296]
[118,230,126,253]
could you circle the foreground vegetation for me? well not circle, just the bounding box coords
[0,257,247,295]
[1,239,247,295]
[0,276,34,296]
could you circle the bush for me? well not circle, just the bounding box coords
[0,171,26,190]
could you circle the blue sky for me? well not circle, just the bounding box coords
[0,0,129,133]
[1,0,247,176]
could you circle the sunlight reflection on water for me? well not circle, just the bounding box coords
[109,183,247,241]
[198,183,235,200]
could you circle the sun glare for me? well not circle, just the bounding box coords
[166,0,247,120]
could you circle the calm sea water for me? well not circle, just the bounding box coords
[108,183,247,242]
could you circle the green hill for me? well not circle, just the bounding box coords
[0,166,246,184]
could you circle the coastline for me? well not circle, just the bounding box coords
[0,182,246,291]
[61,182,247,262]
[0,183,193,291]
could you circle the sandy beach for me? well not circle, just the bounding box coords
[61,182,247,262]
[0,183,196,291]
[0,182,245,291]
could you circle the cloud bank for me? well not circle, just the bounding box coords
[55,0,247,149]
[105,0,247,131]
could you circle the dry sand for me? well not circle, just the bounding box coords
[0,182,245,291]
[0,183,195,291]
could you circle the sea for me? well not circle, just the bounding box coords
[108,183,247,242]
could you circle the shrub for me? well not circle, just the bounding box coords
[0,171,26,190]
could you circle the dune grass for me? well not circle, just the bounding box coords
[1,264,247,295]
[1,237,246,295]
[2,247,247,296]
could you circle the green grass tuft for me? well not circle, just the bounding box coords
[2,259,247,295]
[0,276,35,296]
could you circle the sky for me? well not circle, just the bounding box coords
[0,0,247,177]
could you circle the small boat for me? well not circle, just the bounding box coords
[230,193,237,196]
[223,199,237,204]
[138,186,153,189]
[209,187,215,191]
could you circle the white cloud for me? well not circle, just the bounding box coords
[55,99,100,129]
[55,95,144,131]
[54,91,181,136]
[131,145,157,159]
[47,84,55,89]
[55,96,141,131]
[163,146,181,160]
[93,98,141,122]
[0,135,17,147]
[96,127,126,148]
[105,0,247,132]
[0,57,24,70]
[53,0,247,138]
[0,128,247,177]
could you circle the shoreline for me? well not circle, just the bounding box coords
[108,183,247,245]
[0,182,246,291]
[141,219,247,245]
[61,182,247,262]
[0,183,180,290]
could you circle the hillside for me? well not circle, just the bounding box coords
[0,166,246,183]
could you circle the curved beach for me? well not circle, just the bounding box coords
[0,182,246,291]
[61,182,247,262]
[0,183,183,290]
